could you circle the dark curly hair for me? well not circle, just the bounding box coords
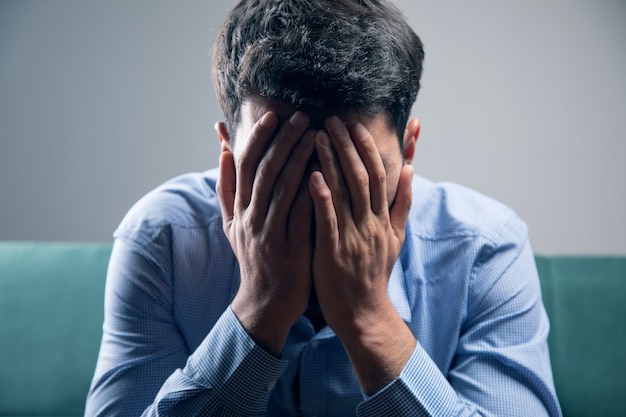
[212,0,424,142]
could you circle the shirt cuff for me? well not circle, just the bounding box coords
[184,306,288,414]
[357,343,460,416]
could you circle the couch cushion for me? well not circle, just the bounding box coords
[0,242,111,416]
[536,256,626,417]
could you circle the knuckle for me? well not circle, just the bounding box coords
[338,137,353,150]
[243,214,256,231]
[256,160,272,179]
[258,233,272,248]
[272,187,291,213]
[273,182,287,201]
[321,216,338,237]
[355,171,369,187]
[237,156,251,174]
[363,223,378,241]
[319,148,334,164]
[377,216,389,229]
[375,169,386,185]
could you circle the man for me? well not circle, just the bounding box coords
[86,0,562,416]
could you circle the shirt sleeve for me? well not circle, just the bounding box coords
[357,235,562,417]
[145,306,287,416]
[85,235,287,417]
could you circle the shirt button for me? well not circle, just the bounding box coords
[309,339,319,349]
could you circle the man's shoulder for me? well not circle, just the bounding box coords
[114,169,221,242]
[408,175,527,246]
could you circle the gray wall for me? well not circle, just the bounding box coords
[1,1,625,255]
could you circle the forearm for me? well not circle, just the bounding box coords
[356,340,472,417]
[150,307,287,416]
[89,306,287,417]
[231,289,295,357]
[355,243,562,417]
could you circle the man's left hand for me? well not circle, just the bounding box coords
[309,116,416,395]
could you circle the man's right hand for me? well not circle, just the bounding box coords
[216,110,315,356]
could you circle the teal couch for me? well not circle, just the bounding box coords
[1,241,625,417]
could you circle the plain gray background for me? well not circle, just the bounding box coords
[1,1,625,254]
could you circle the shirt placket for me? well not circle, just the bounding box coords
[298,334,326,417]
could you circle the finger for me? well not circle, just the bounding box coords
[288,177,314,243]
[216,150,236,234]
[309,171,339,248]
[389,164,414,239]
[267,128,316,223]
[325,116,370,221]
[349,122,388,216]
[314,129,349,229]
[236,111,279,209]
[250,111,310,218]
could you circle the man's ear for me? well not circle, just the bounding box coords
[215,121,232,153]
[402,118,420,164]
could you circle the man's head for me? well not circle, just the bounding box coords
[212,0,424,143]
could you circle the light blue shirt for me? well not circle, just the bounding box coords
[85,169,562,416]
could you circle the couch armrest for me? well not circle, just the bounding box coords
[536,256,626,417]
[0,242,111,416]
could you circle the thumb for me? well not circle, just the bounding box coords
[310,171,338,247]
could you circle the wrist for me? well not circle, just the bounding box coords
[333,301,416,395]
[231,292,294,357]
[323,290,391,338]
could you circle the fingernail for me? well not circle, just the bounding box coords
[316,130,331,147]
[312,171,325,185]
[259,112,275,127]
[290,111,308,128]
[353,123,369,141]
[326,116,343,134]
